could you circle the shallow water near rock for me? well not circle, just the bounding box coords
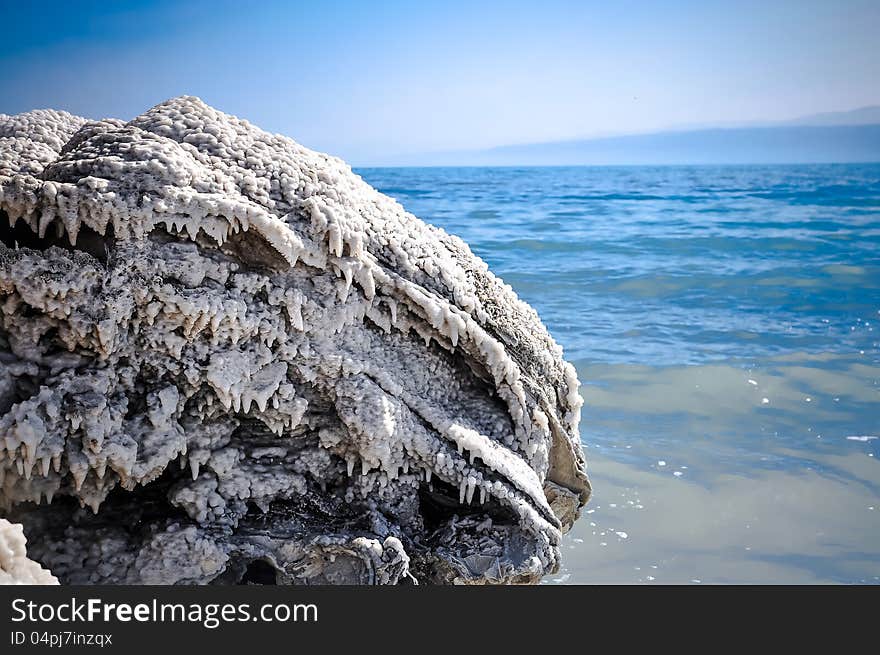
[358,163,880,584]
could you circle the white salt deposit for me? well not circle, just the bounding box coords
[0,519,57,584]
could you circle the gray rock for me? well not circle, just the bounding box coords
[0,97,590,585]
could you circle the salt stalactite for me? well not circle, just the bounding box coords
[0,97,590,585]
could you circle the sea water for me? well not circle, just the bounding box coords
[357,163,880,584]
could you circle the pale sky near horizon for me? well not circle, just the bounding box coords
[1,0,878,164]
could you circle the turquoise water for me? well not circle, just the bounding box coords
[357,164,880,584]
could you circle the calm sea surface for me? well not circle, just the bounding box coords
[357,164,880,584]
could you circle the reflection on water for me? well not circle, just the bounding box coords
[555,450,878,584]
[358,164,880,584]
[558,353,880,584]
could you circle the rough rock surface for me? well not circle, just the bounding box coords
[0,97,590,585]
[0,518,58,584]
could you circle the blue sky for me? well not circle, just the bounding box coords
[1,0,878,164]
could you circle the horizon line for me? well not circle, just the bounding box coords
[353,160,880,170]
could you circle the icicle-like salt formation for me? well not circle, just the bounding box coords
[0,97,590,585]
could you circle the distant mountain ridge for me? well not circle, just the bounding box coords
[476,124,880,166]
[784,105,880,126]
[666,105,880,131]
[375,107,880,167]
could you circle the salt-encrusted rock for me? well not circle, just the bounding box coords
[0,97,590,584]
[0,518,58,584]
